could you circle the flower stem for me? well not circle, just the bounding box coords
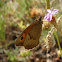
[54,25,62,34]
[54,31,62,57]
[46,0,50,9]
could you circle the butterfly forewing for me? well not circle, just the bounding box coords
[24,19,42,49]
[15,17,43,49]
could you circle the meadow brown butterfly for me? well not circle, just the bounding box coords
[15,17,43,49]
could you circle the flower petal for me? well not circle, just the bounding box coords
[44,13,52,21]
[47,9,51,13]
[44,13,49,20]
[52,9,59,15]
[48,14,52,21]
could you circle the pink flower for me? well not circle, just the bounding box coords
[44,9,59,21]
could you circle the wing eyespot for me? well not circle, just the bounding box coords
[21,36,23,40]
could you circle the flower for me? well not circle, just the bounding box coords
[44,9,59,21]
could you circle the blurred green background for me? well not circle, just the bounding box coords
[0,0,62,62]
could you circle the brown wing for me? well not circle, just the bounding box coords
[15,17,43,49]
[24,20,42,49]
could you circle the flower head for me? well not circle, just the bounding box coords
[44,8,59,21]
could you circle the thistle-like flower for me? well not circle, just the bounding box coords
[44,9,59,21]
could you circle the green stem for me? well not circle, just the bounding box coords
[54,31,62,57]
[46,0,50,9]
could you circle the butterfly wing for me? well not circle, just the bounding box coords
[24,19,42,49]
[15,17,43,49]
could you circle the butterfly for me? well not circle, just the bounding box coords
[15,17,43,49]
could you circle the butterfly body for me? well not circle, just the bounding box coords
[15,17,43,49]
